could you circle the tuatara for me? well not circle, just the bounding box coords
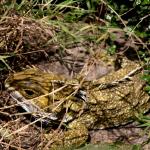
[5,59,150,149]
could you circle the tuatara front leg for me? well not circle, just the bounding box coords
[45,112,97,149]
[45,121,88,150]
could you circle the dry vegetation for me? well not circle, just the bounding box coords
[0,0,149,149]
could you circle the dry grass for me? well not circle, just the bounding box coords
[0,3,149,149]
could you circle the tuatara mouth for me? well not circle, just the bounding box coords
[5,82,58,124]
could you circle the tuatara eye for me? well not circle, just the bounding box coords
[22,89,38,98]
[24,89,35,96]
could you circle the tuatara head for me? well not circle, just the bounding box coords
[5,68,85,125]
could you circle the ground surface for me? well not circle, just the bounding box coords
[0,14,150,150]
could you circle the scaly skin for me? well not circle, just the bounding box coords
[5,59,150,149]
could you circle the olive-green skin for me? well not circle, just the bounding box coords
[5,59,150,149]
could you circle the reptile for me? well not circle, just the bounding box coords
[5,58,150,149]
